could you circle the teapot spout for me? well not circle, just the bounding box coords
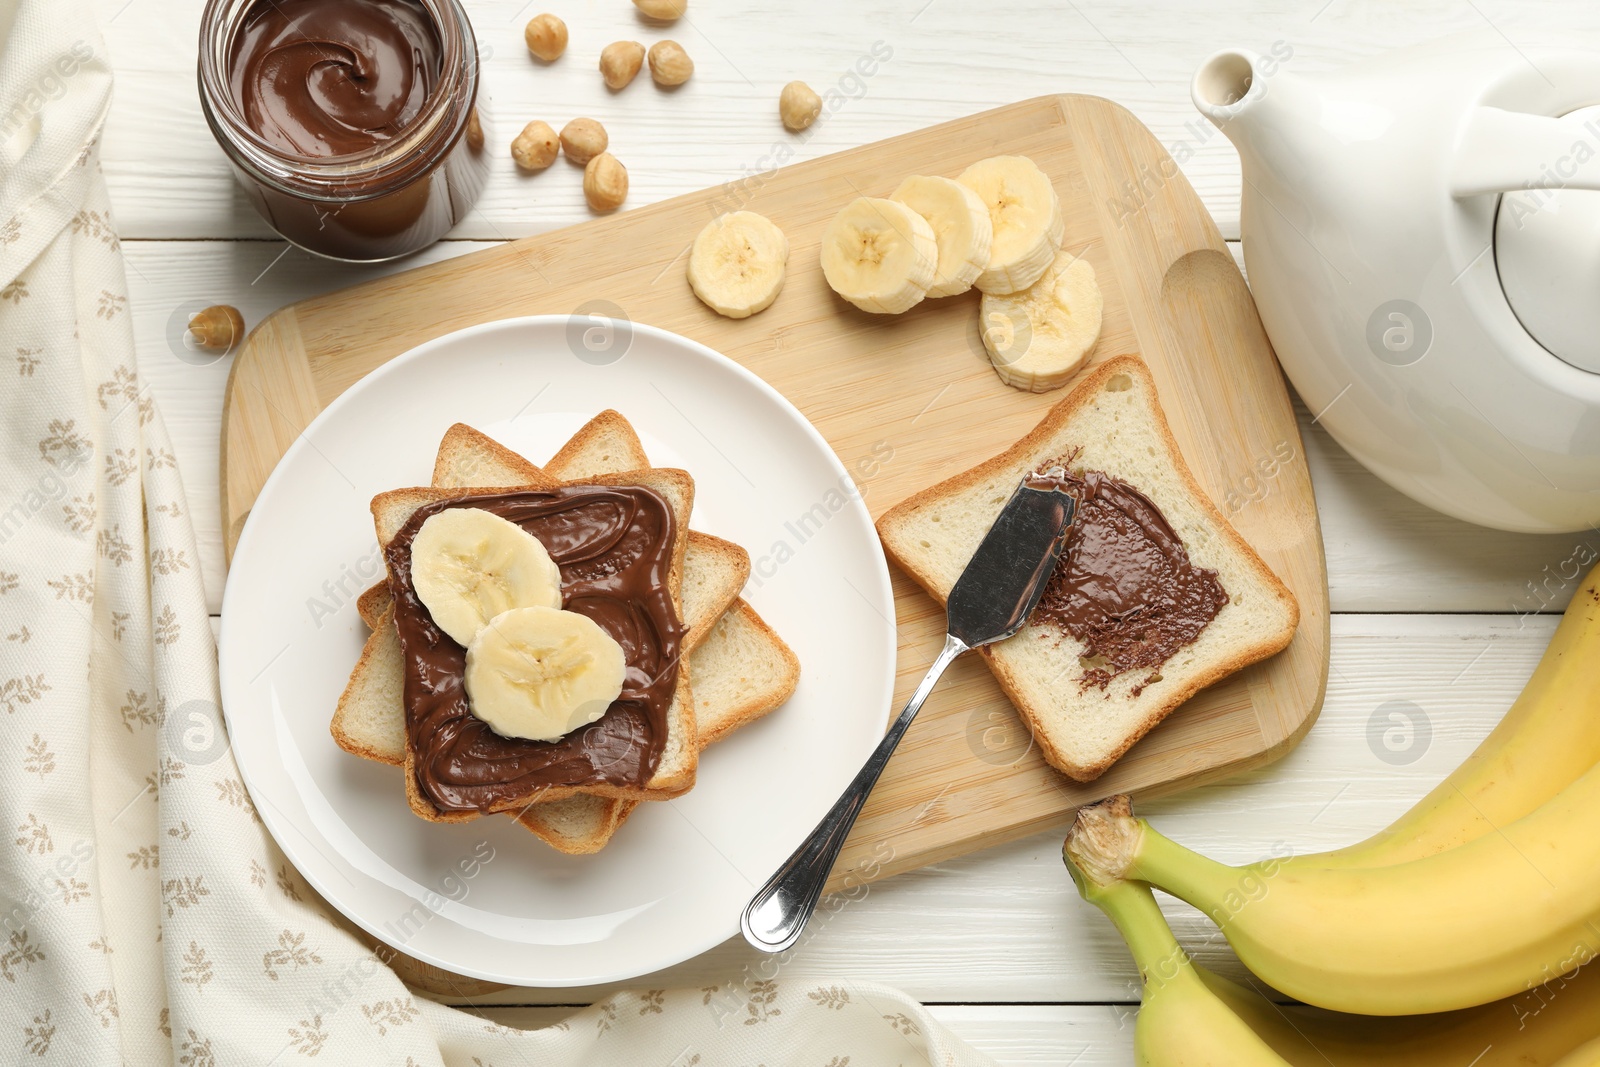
[1193,49,1266,127]
[1191,47,1317,187]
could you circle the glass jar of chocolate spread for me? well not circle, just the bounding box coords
[198,0,489,262]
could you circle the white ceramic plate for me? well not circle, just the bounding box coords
[219,316,895,986]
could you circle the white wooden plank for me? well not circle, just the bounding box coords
[128,236,1598,617]
[927,1004,1130,1066]
[227,612,1547,1006]
[94,0,1600,241]
[468,1003,1128,1065]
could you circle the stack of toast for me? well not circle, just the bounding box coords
[331,411,800,853]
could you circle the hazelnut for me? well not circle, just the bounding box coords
[510,120,560,170]
[187,305,245,352]
[583,152,628,213]
[632,0,686,20]
[523,14,568,61]
[780,81,822,132]
[647,40,693,86]
[600,40,645,90]
[559,118,608,165]
[465,108,484,151]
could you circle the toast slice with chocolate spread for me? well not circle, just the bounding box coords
[371,468,700,823]
[876,356,1298,782]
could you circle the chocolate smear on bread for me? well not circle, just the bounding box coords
[386,486,683,813]
[1031,466,1227,691]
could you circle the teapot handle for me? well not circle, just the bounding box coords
[1452,106,1600,197]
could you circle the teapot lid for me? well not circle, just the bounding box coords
[1491,105,1600,374]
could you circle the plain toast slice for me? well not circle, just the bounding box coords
[876,356,1298,782]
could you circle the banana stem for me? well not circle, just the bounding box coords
[1128,822,1263,925]
[1077,874,1198,995]
[1068,796,1251,925]
[1064,805,1203,997]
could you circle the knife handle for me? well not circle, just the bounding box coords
[740,631,969,954]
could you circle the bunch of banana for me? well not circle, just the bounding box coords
[1064,564,1600,1020]
[1065,839,1600,1067]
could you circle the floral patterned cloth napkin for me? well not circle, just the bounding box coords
[0,2,1002,1064]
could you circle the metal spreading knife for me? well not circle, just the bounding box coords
[740,470,1078,953]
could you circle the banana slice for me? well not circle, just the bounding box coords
[410,507,562,647]
[958,155,1065,295]
[890,175,992,299]
[819,197,937,314]
[464,606,626,742]
[981,248,1103,392]
[687,211,790,318]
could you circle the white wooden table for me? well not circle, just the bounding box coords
[99,1,1600,1060]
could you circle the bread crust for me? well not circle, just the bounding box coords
[329,603,406,767]
[695,599,801,747]
[679,532,752,651]
[876,354,1299,781]
[544,408,645,479]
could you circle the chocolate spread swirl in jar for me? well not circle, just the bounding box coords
[384,487,684,815]
[198,0,489,261]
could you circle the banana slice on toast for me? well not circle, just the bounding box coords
[464,606,627,742]
[410,507,562,646]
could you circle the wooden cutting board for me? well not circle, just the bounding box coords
[222,94,1328,908]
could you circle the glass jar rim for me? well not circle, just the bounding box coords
[197,0,479,202]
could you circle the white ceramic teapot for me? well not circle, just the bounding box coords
[1193,33,1600,532]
